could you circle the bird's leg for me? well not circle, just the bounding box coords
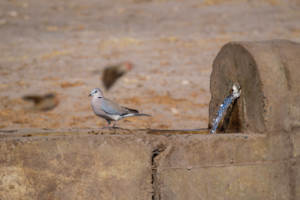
[111,120,118,128]
[102,120,111,129]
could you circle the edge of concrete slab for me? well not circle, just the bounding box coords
[0,128,210,139]
[0,128,299,199]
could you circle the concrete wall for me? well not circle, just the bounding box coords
[0,129,152,200]
[153,131,300,200]
[0,128,299,199]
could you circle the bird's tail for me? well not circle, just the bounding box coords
[133,113,151,117]
[124,107,150,117]
[124,113,151,117]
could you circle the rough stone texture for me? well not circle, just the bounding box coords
[294,160,300,200]
[0,128,299,199]
[293,128,300,158]
[160,163,290,200]
[0,130,153,200]
[209,40,300,134]
[153,131,300,200]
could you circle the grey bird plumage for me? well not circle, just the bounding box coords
[89,88,150,128]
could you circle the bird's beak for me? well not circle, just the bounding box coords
[89,94,92,97]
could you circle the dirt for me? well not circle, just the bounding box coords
[0,0,300,130]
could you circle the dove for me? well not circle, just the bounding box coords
[22,93,59,111]
[89,88,150,128]
[102,62,133,90]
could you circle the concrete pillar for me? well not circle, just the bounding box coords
[209,40,300,133]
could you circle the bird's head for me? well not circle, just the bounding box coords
[89,88,103,98]
[124,62,133,71]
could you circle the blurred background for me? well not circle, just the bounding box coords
[0,0,300,130]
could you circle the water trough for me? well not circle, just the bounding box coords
[1,39,300,200]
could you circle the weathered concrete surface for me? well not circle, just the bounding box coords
[0,128,299,199]
[152,130,300,200]
[160,163,291,200]
[294,160,300,200]
[209,40,300,134]
[0,129,153,200]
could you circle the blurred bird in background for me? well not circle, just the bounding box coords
[22,93,59,111]
[102,62,133,90]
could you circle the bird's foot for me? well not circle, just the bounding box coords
[111,121,118,128]
[102,124,110,129]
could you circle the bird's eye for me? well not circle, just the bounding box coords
[95,91,97,93]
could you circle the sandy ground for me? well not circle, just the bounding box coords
[0,0,300,130]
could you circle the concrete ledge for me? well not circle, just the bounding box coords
[0,129,152,200]
[0,129,299,199]
[152,131,300,200]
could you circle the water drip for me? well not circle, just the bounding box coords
[210,83,241,134]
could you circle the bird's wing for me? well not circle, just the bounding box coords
[103,65,125,90]
[101,98,130,115]
[124,107,139,114]
[22,95,43,104]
